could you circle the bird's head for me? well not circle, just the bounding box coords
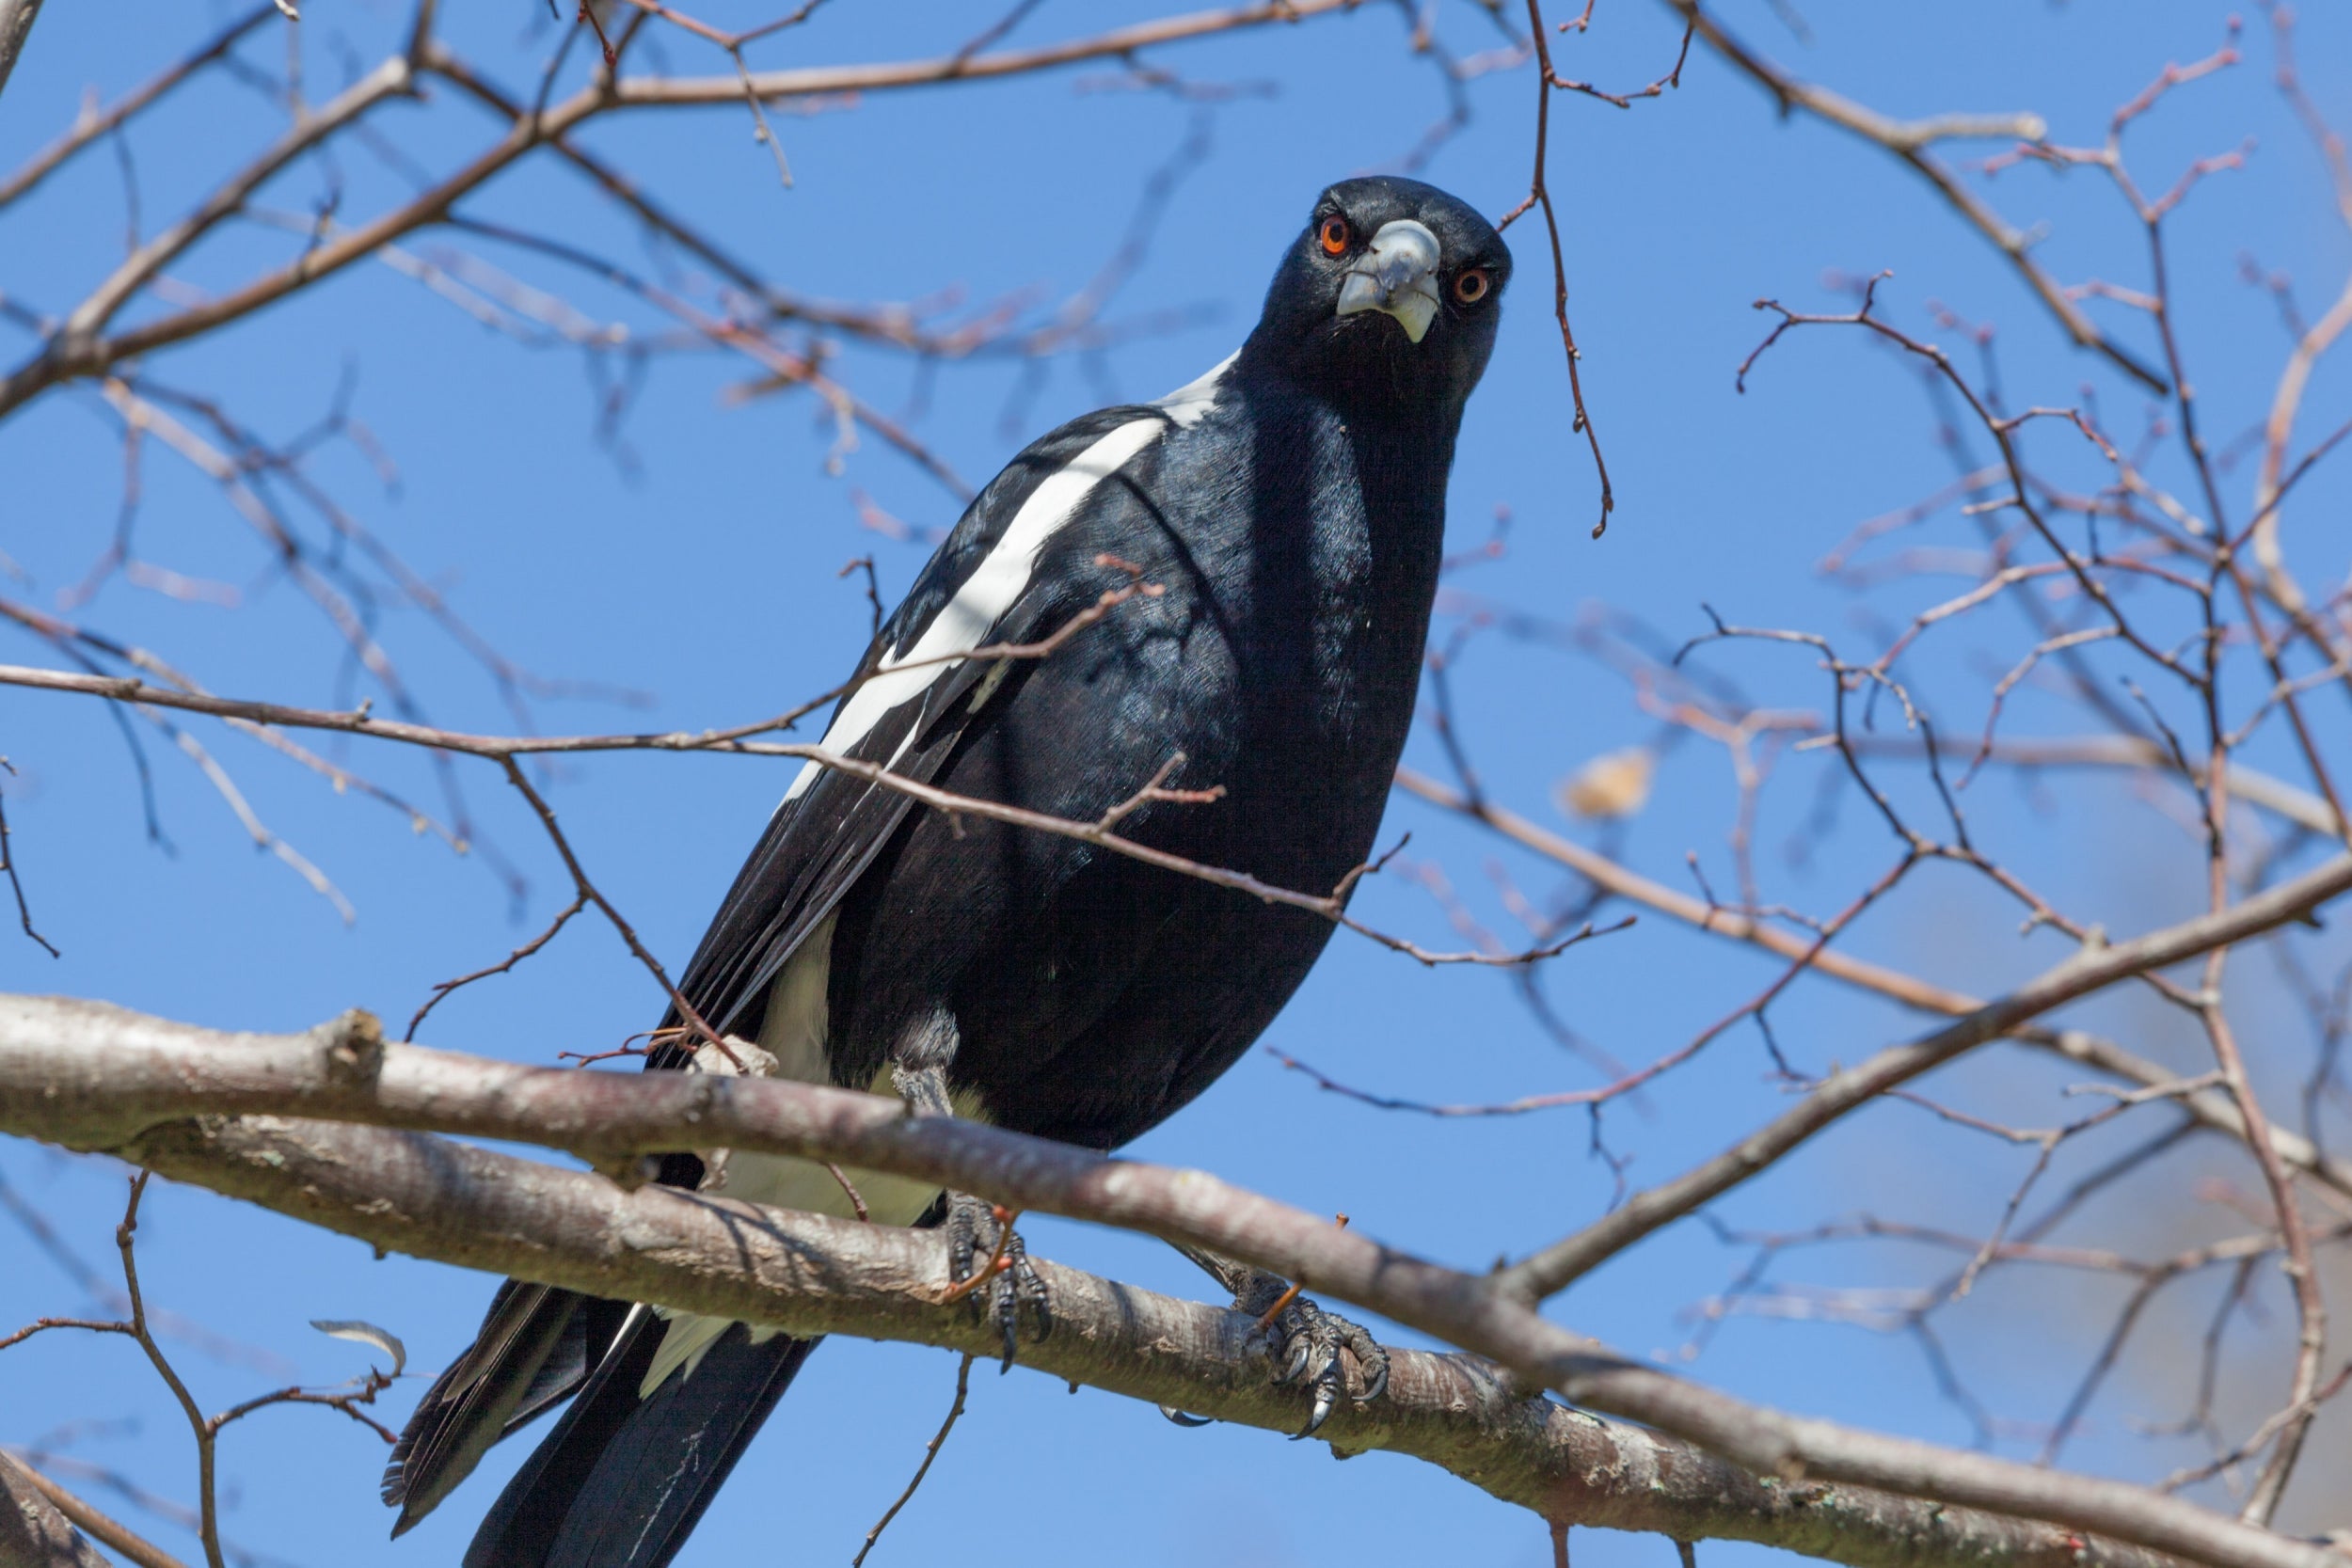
[1245,176,1511,418]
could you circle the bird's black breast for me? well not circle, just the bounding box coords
[822,376,1454,1148]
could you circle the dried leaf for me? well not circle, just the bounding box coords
[1556,747,1655,821]
[310,1318,406,1375]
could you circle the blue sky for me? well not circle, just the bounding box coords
[3,2,2349,1564]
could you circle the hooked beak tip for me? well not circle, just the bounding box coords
[1334,218,1442,344]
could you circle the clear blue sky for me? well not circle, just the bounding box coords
[3,2,2347,1564]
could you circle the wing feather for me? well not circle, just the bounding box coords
[389,372,1232,1541]
[653,405,1180,1058]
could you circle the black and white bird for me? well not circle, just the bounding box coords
[383,175,1510,1568]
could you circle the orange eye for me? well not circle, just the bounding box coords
[1453,268,1491,305]
[1318,215,1351,256]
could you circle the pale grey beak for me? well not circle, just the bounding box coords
[1335,218,1442,343]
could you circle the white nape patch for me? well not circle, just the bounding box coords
[779,414,1175,806]
[1153,350,1235,428]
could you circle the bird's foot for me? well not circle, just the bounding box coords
[943,1191,1049,1370]
[1233,1272,1389,1438]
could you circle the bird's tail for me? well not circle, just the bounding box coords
[461,1307,818,1568]
[385,1281,622,1535]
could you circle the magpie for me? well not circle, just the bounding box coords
[383,175,1510,1568]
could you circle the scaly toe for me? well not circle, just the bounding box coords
[1250,1291,1390,1436]
[941,1193,1049,1372]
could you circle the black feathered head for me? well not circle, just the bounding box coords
[1243,176,1511,419]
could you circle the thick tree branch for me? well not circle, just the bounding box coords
[102,1121,2187,1568]
[0,995,2341,1568]
[0,0,41,105]
[0,1100,2200,1568]
[0,1452,118,1568]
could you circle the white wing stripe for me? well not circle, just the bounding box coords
[780,414,1172,803]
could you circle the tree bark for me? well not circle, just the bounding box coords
[5,993,2344,1568]
[0,0,42,104]
[0,1453,130,1568]
[121,1113,2187,1568]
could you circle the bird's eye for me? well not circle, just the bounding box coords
[1318,215,1352,256]
[1453,268,1491,305]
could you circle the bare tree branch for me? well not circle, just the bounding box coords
[0,0,44,104]
[1659,0,2169,391]
[0,4,274,208]
[0,0,1372,420]
[1395,768,2352,1204]
[103,1114,2201,1568]
[8,0,2351,1551]
[1495,841,2352,1302]
[0,994,2344,1568]
[0,662,1578,968]
[0,1451,119,1568]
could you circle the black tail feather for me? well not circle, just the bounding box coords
[464,1313,818,1568]
[386,1282,585,1536]
[503,1296,638,1439]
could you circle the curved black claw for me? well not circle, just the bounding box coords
[1268,1295,1389,1437]
[945,1191,1049,1370]
[1236,1282,1390,1438]
[1157,1404,1215,1427]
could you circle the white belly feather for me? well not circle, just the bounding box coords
[639,914,971,1396]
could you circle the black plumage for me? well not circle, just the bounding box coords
[385,174,1510,1568]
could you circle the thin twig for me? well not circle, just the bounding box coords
[852,1353,974,1566]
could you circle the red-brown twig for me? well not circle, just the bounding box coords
[1498,0,1618,539]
